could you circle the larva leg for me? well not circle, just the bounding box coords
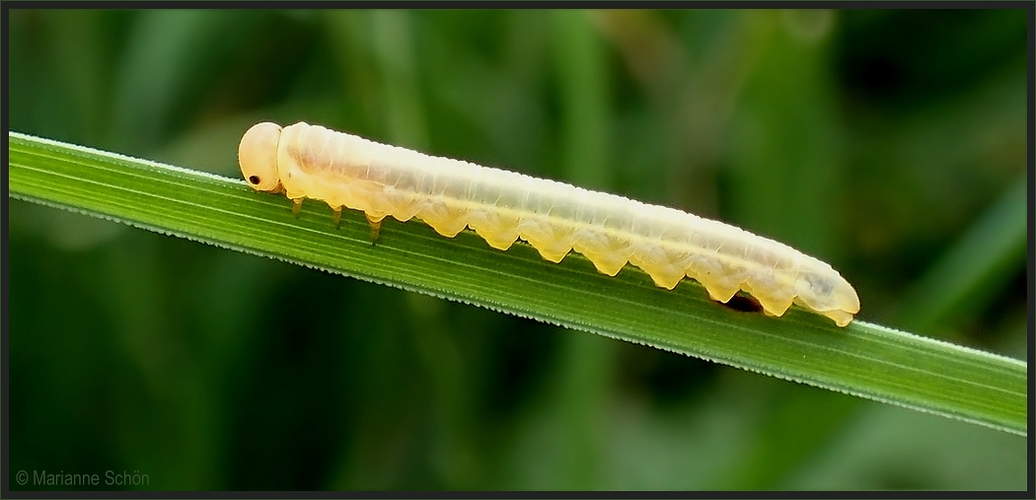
[332,207,343,229]
[365,214,384,245]
[292,198,304,218]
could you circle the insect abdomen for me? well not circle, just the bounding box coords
[270,122,860,326]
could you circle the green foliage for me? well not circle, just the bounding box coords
[8,9,1027,490]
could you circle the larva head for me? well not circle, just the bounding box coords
[239,122,284,193]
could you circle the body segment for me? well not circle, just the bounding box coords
[239,121,861,326]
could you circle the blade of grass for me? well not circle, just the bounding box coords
[898,177,1028,333]
[7,131,1027,436]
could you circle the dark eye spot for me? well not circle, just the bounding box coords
[249,175,261,184]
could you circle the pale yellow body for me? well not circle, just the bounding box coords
[238,121,861,326]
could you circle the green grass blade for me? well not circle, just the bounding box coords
[8,131,1027,436]
[898,177,1028,332]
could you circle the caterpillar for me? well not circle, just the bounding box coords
[238,121,861,326]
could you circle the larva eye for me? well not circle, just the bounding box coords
[238,122,284,193]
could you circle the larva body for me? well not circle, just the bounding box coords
[239,122,860,326]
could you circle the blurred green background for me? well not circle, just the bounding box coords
[7,9,1028,491]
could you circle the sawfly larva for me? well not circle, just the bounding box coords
[238,121,861,326]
